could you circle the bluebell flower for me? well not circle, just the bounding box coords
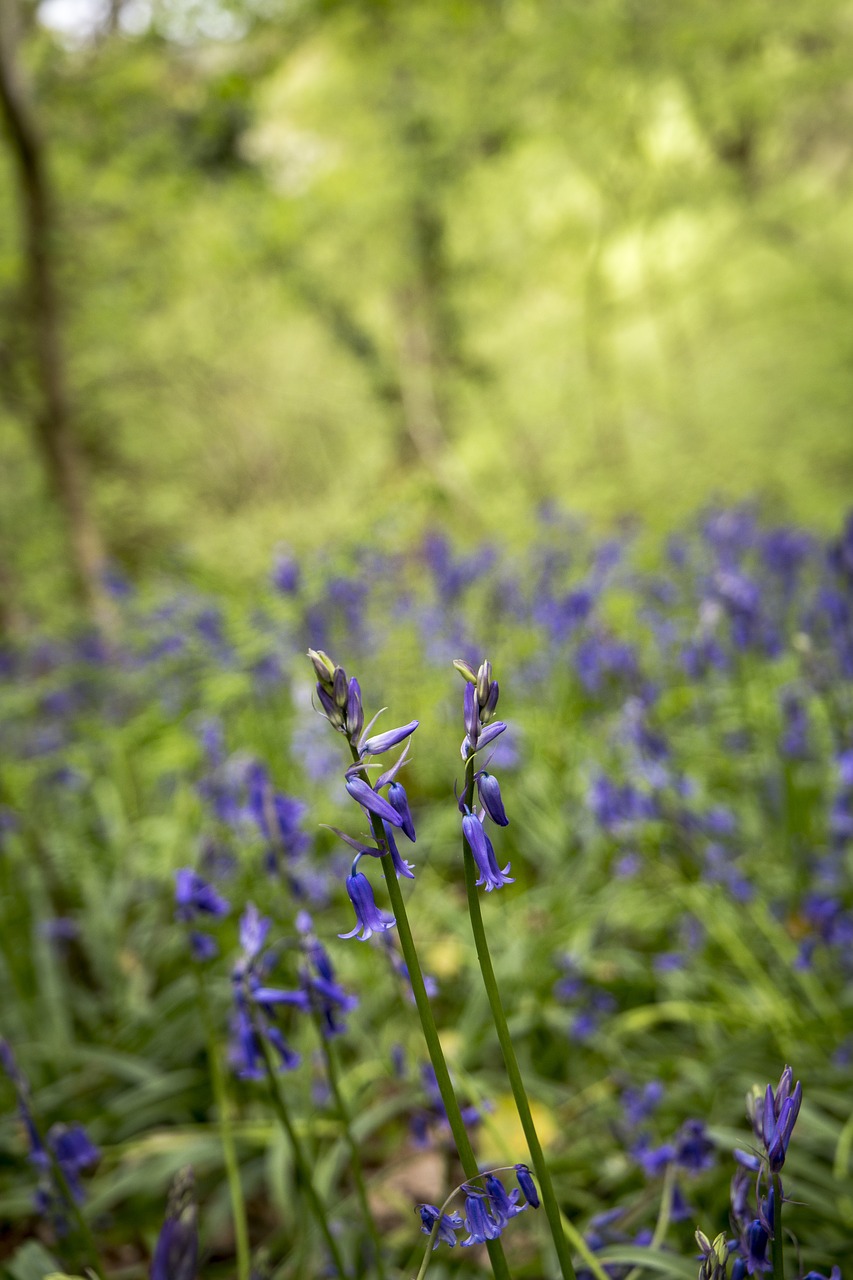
[462,812,514,891]
[48,1123,100,1202]
[515,1164,539,1207]
[175,869,230,922]
[345,777,405,828]
[477,772,509,826]
[461,1192,502,1245]
[339,872,395,941]
[387,781,416,841]
[231,905,303,1077]
[382,821,416,879]
[417,1203,464,1248]
[484,1174,526,1227]
[151,1167,198,1280]
[296,914,358,1037]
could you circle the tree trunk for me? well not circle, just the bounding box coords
[0,0,114,631]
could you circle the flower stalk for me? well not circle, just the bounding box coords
[256,1027,347,1278]
[460,742,577,1280]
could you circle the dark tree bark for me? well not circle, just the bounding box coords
[0,0,114,630]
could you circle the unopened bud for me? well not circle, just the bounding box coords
[476,660,492,706]
[453,659,477,684]
[333,666,349,708]
[308,649,336,686]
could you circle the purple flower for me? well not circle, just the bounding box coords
[345,777,404,828]
[461,1192,502,1245]
[151,1167,198,1280]
[417,1203,464,1248]
[462,812,514,891]
[477,772,509,826]
[175,869,230,922]
[515,1164,539,1208]
[387,781,416,841]
[383,821,415,879]
[360,720,419,757]
[339,873,395,941]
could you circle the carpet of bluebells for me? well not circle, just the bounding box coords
[1,505,852,1280]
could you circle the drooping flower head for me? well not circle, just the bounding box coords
[151,1166,198,1280]
[231,904,307,1078]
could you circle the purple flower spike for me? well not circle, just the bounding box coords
[345,776,404,827]
[361,719,419,756]
[477,773,509,826]
[462,813,514,891]
[339,872,396,941]
[388,781,416,841]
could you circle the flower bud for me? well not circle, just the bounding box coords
[308,648,336,686]
[453,658,478,684]
[333,665,349,708]
[477,660,492,707]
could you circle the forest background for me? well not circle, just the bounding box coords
[2,0,853,621]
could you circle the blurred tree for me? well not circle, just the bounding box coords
[0,0,113,629]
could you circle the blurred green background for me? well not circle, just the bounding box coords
[1,0,853,620]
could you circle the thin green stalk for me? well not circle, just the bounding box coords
[349,745,512,1280]
[256,1029,348,1279]
[623,1162,675,1280]
[195,967,251,1280]
[771,1172,784,1280]
[313,1015,388,1280]
[461,756,577,1280]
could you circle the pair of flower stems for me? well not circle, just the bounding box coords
[202,721,581,1278]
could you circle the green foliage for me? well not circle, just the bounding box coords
[1,1,853,617]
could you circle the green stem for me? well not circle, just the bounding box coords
[256,1029,348,1278]
[349,746,512,1280]
[195,967,251,1280]
[461,756,577,1280]
[313,1016,388,1280]
[623,1162,675,1280]
[771,1172,784,1280]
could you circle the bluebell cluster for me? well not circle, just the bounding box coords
[417,1165,539,1251]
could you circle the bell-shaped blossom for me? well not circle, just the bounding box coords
[339,872,395,941]
[515,1164,539,1208]
[387,781,416,841]
[383,821,415,879]
[360,719,419,757]
[477,772,509,826]
[417,1203,464,1248]
[462,813,514,891]
[151,1168,198,1280]
[461,1192,502,1245]
[345,777,404,828]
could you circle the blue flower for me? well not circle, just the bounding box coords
[387,781,416,841]
[477,772,509,826]
[151,1167,198,1280]
[462,812,514,891]
[175,869,230,922]
[339,873,395,941]
[484,1174,526,1227]
[515,1164,540,1208]
[417,1203,464,1248]
[461,1192,502,1245]
[345,777,405,828]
